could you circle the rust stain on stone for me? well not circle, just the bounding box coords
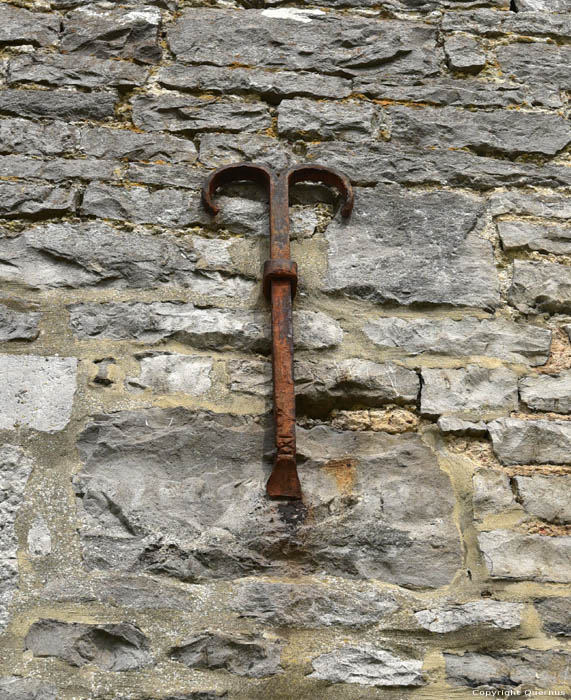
[323,458,358,495]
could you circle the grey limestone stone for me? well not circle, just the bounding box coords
[498,42,571,91]
[473,468,516,520]
[0,155,119,183]
[509,260,571,314]
[309,645,424,687]
[535,597,571,637]
[0,355,77,432]
[0,677,58,700]
[0,118,76,157]
[478,530,571,582]
[199,133,294,172]
[27,517,52,557]
[171,632,283,678]
[388,105,571,157]
[0,6,60,47]
[25,619,153,671]
[514,475,571,524]
[0,183,78,217]
[278,98,380,142]
[228,359,271,397]
[158,64,351,101]
[326,185,499,310]
[78,126,197,163]
[445,649,571,689]
[0,446,34,633]
[69,302,342,353]
[514,0,571,8]
[490,190,571,221]
[444,34,486,73]
[7,53,149,89]
[127,354,213,395]
[421,365,518,419]
[0,305,40,341]
[232,582,399,628]
[132,95,271,135]
[364,316,551,366]
[520,371,571,414]
[0,89,117,121]
[74,409,461,587]
[498,220,571,255]
[168,10,441,80]
[489,417,571,465]
[124,163,205,190]
[62,5,161,64]
[437,417,488,436]
[415,600,523,633]
[442,10,571,41]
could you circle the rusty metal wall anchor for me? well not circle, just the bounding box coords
[202,163,354,500]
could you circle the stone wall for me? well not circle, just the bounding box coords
[0,0,570,697]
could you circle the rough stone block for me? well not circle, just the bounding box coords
[199,133,294,172]
[535,598,571,637]
[498,220,571,255]
[489,417,571,465]
[509,260,571,314]
[309,645,424,687]
[421,365,518,420]
[415,600,523,633]
[491,190,571,221]
[0,446,33,633]
[437,417,487,436]
[364,317,551,366]
[442,10,571,41]
[0,118,76,157]
[28,517,51,558]
[78,126,198,163]
[0,355,77,432]
[388,105,571,157]
[168,10,441,79]
[0,183,78,217]
[232,582,399,628]
[444,34,486,73]
[0,305,40,341]
[62,6,161,64]
[25,620,153,671]
[478,530,571,582]
[170,632,283,678]
[514,475,571,524]
[514,0,570,8]
[473,468,516,520]
[0,89,116,121]
[74,409,461,587]
[326,185,499,310]
[445,649,571,689]
[0,677,58,700]
[0,155,118,183]
[497,42,571,91]
[278,98,379,141]
[127,354,213,395]
[132,95,271,135]
[124,163,204,190]
[0,6,60,47]
[520,371,571,414]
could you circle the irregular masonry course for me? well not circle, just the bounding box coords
[488,417,571,465]
[497,220,571,255]
[519,371,571,414]
[414,600,523,633]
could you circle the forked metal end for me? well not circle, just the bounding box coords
[286,164,354,219]
[266,455,302,500]
[201,161,273,217]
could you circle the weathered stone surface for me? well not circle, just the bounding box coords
[0,446,33,633]
[498,42,571,91]
[0,6,60,47]
[0,118,76,157]
[0,89,116,121]
[364,317,551,366]
[0,305,40,341]
[0,677,57,700]
[498,220,571,255]
[489,418,571,466]
[8,54,149,89]
[535,598,571,637]
[199,133,294,172]
[473,468,516,520]
[168,11,441,79]
[232,582,398,628]
[437,417,487,436]
[478,530,571,582]
[74,409,461,587]
[171,632,283,678]
[0,355,77,432]
[159,65,351,101]
[119,694,224,700]
[0,155,118,183]
[0,183,78,217]
[28,517,51,558]
[509,260,571,314]
[421,366,518,419]
[444,34,486,73]
[332,408,419,434]
[278,98,379,141]
[0,223,252,297]
[514,0,570,8]
[78,126,197,163]
[388,105,571,157]
[124,163,204,190]
[442,10,571,41]
[309,645,424,687]
[514,475,571,524]
[415,600,523,633]
[127,354,213,395]
[132,95,271,135]
[445,649,571,689]
[520,371,571,414]
[62,6,161,64]
[25,620,153,671]
[326,186,498,310]
[491,190,571,221]
[228,359,272,397]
